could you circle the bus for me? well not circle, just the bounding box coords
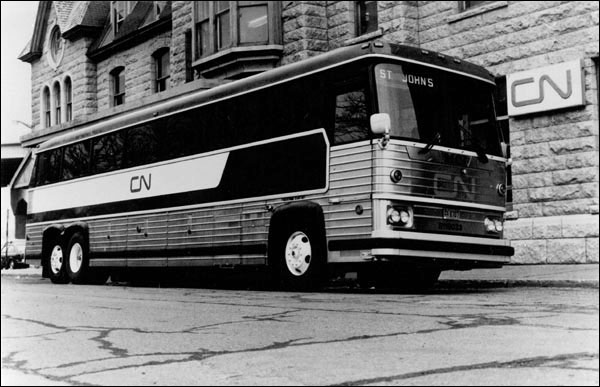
[24,42,514,289]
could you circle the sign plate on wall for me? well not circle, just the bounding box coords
[507,60,585,117]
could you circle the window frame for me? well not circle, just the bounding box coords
[110,67,126,107]
[192,1,280,62]
[53,81,61,126]
[64,77,73,122]
[153,48,170,93]
[42,86,51,128]
[355,1,379,37]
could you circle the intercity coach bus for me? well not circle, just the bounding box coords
[24,42,513,289]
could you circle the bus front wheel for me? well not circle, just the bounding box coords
[270,222,326,291]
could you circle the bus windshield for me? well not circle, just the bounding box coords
[375,62,502,156]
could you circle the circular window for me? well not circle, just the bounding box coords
[48,25,64,68]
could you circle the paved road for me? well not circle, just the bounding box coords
[1,274,598,385]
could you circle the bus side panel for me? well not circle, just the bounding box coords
[322,142,373,249]
[127,213,168,267]
[89,217,128,266]
[24,223,43,259]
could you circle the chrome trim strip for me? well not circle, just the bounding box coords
[373,193,506,212]
[371,248,510,262]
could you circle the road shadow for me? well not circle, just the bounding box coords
[106,267,503,295]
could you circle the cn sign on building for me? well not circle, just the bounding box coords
[507,60,585,117]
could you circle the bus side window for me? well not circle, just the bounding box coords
[92,132,124,174]
[62,140,91,181]
[125,125,159,167]
[38,148,62,185]
[334,87,370,145]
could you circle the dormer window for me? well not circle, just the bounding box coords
[111,1,136,34]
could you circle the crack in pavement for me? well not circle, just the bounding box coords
[332,352,600,386]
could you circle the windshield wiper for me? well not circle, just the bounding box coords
[419,132,441,155]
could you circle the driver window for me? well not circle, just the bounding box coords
[334,87,369,145]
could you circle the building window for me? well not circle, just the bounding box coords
[110,67,126,106]
[64,77,72,122]
[155,0,167,19]
[356,1,378,36]
[42,86,51,128]
[460,1,491,11]
[193,1,274,60]
[53,82,61,125]
[47,25,64,68]
[153,48,170,92]
[112,1,135,34]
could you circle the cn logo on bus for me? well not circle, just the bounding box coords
[130,174,151,193]
[506,60,584,117]
[433,173,475,201]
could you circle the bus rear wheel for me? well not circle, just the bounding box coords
[66,232,108,285]
[48,240,68,284]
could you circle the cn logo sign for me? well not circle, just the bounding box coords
[507,60,584,117]
[130,173,151,193]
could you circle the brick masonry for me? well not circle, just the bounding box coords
[24,1,599,264]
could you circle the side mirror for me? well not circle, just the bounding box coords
[370,113,391,148]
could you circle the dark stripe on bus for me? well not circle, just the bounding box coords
[29,132,328,223]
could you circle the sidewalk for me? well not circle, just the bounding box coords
[439,264,599,288]
[2,264,599,288]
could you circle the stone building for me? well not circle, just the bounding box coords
[18,1,599,264]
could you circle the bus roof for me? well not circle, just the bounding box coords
[36,42,495,153]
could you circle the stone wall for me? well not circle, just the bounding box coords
[416,1,599,263]
[96,31,171,112]
[282,1,329,64]
[169,1,193,87]
[30,6,97,130]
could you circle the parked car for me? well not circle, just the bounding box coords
[1,239,26,269]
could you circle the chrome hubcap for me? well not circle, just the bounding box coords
[285,231,312,276]
[69,242,83,274]
[50,245,63,274]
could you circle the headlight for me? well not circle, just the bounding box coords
[387,206,413,227]
[390,169,403,183]
[484,217,503,233]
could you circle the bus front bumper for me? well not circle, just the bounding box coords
[327,234,513,264]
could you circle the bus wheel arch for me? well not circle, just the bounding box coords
[267,201,327,290]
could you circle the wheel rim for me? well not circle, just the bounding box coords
[285,231,312,276]
[50,245,63,275]
[69,242,83,274]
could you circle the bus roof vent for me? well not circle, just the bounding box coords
[437,53,446,60]
[373,41,384,48]
[421,50,429,55]
[453,58,461,64]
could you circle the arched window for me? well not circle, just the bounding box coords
[110,67,125,106]
[53,81,61,125]
[42,86,51,128]
[153,48,170,92]
[64,77,73,122]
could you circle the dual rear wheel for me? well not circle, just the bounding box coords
[47,232,108,285]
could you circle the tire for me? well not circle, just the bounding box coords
[66,232,107,285]
[47,238,69,284]
[270,220,326,291]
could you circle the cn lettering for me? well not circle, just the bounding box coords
[130,174,151,193]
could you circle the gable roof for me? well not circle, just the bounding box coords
[18,1,109,63]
